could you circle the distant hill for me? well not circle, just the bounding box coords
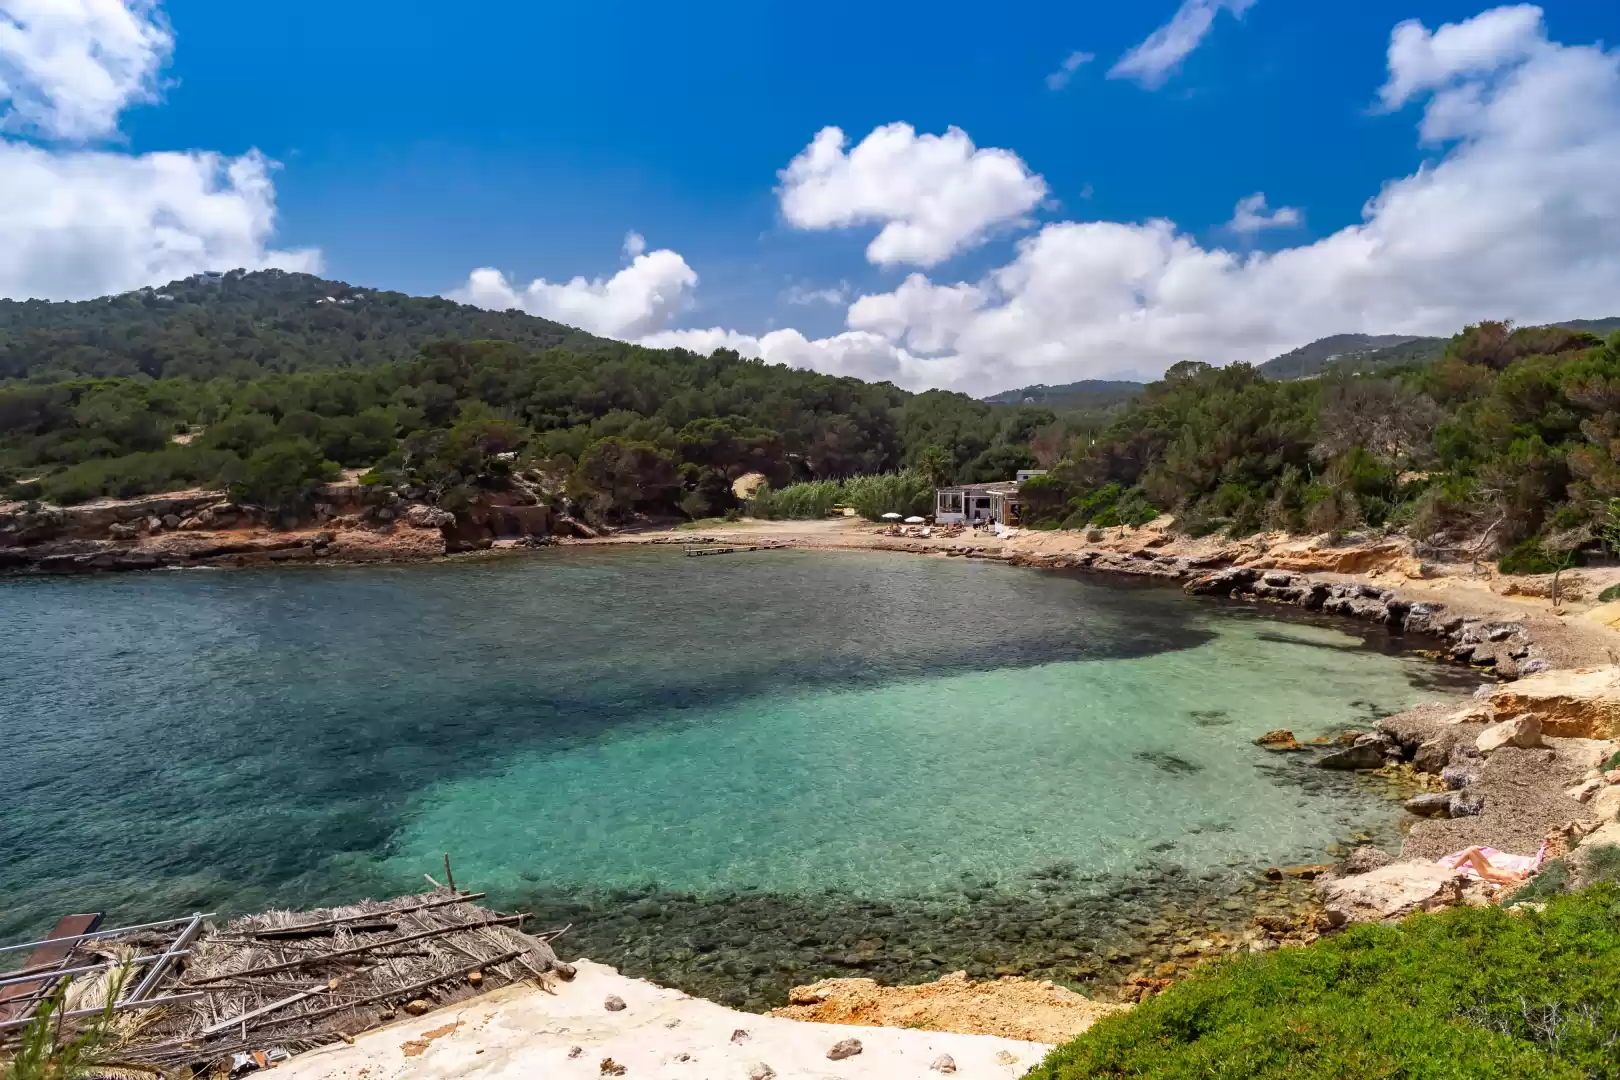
[0,269,605,382]
[1258,319,1620,381]
[983,379,1146,410]
[1256,334,1440,380]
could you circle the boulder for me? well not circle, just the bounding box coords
[1318,742,1388,770]
[404,504,457,529]
[1318,862,1461,924]
[1338,846,1393,875]
[1414,735,1457,774]
[1476,713,1544,753]
[930,1054,958,1074]
[1404,792,1453,818]
[1448,790,1486,817]
[1489,668,1620,738]
[603,994,627,1012]
[1255,729,1302,751]
[747,1065,777,1080]
[1592,785,1620,823]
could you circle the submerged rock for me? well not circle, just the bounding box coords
[1318,742,1388,770]
[1255,729,1303,751]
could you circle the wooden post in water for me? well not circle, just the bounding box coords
[443,853,457,894]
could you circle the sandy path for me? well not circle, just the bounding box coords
[275,961,1051,1080]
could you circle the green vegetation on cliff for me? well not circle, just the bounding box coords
[6,269,1620,561]
[1032,884,1620,1080]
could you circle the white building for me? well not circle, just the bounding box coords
[933,472,1045,525]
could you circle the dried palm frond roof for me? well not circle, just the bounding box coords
[110,890,569,1073]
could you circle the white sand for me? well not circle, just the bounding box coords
[274,961,1052,1080]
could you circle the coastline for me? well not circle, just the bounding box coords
[13,507,1620,1070]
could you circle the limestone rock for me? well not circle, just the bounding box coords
[826,1038,863,1060]
[1414,734,1458,774]
[1592,785,1620,823]
[747,1064,776,1080]
[1569,822,1620,887]
[1255,729,1302,751]
[603,994,627,1012]
[1317,742,1387,770]
[1489,668,1620,738]
[930,1054,957,1074]
[1567,778,1605,803]
[405,504,456,529]
[1448,790,1486,817]
[1442,763,1483,791]
[1318,862,1461,924]
[1404,792,1453,818]
[1338,845,1393,875]
[1476,713,1544,753]
[403,999,431,1016]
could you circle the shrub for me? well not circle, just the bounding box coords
[1060,483,1159,530]
[1498,539,1584,576]
[751,472,933,522]
[1029,884,1620,1080]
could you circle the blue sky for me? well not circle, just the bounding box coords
[2,1,1619,392]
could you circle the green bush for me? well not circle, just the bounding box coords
[1599,584,1620,603]
[1060,483,1159,530]
[750,472,933,522]
[1498,539,1584,576]
[1030,884,1620,1080]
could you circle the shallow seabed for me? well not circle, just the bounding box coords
[0,548,1472,1005]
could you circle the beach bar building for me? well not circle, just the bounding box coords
[933,471,1045,526]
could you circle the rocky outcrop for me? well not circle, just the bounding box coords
[1317,862,1469,924]
[1488,668,1620,739]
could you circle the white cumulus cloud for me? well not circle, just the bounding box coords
[1109,0,1256,90]
[0,0,317,301]
[451,243,699,340]
[0,142,315,300]
[1379,3,1543,110]
[812,4,1620,394]
[656,5,1620,396]
[776,123,1048,267]
[1227,192,1302,233]
[0,0,173,141]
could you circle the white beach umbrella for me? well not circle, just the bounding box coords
[904,516,926,524]
[881,512,903,520]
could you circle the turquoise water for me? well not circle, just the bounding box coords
[0,548,1470,1004]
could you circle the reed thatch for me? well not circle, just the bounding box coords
[109,890,569,1073]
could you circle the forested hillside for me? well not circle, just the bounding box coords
[0,268,604,381]
[1022,320,1620,570]
[5,268,1620,570]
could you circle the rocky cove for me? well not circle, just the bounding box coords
[7,508,1618,1032]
